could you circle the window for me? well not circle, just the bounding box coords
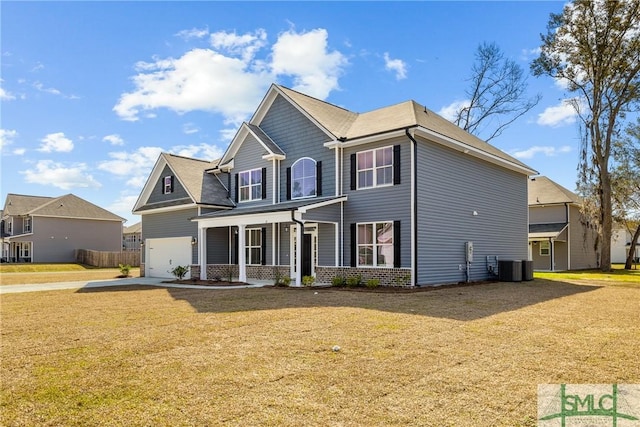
[22,242,31,258]
[291,158,316,199]
[245,229,262,265]
[7,220,12,234]
[163,176,173,194]
[540,241,550,256]
[357,222,394,267]
[239,169,263,202]
[357,146,393,189]
[24,217,31,233]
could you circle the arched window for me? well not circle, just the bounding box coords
[291,158,316,199]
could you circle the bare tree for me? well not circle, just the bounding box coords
[531,0,640,271]
[453,42,541,142]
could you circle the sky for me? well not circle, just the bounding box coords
[1,1,583,225]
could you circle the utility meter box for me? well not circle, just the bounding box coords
[465,241,474,262]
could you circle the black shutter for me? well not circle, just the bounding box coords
[261,167,267,200]
[160,177,164,194]
[350,154,356,190]
[227,173,231,199]
[233,228,239,264]
[286,167,291,200]
[394,220,401,268]
[393,145,401,185]
[234,174,239,203]
[316,161,322,196]
[261,227,267,265]
[350,223,357,267]
[170,176,174,193]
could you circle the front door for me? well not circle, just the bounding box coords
[302,234,312,277]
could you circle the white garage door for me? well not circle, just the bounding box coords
[146,237,192,279]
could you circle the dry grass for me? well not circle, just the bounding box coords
[0,267,140,285]
[1,278,638,426]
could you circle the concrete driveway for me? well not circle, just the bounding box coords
[0,277,266,294]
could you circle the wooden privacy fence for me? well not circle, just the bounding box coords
[76,249,140,268]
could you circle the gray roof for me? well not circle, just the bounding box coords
[162,153,234,207]
[276,85,531,171]
[247,123,285,156]
[3,193,123,221]
[529,222,569,239]
[123,222,141,234]
[528,176,581,206]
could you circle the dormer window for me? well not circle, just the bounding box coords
[291,158,316,199]
[238,168,263,202]
[163,176,174,194]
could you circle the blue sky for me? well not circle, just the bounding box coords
[1,1,580,225]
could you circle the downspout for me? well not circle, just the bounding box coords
[565,202,571,270]
[291,209,305,286]
[405,128,419,287]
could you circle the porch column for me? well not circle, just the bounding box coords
[238,224,246,282]
[199,226,207,280]
[272,223,277,266]
[334,222,339,267]
[549,237,554,271]
[295,223,302,286]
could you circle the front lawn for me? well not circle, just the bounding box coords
[1,278,638,426]
[0,264,140,285]
[534,263,640,285]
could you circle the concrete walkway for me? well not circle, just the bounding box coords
[0,277,268,294]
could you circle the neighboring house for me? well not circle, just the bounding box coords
[612,227,640,264]
[123,222,142,251]
[134,84,536,285]
[1,193,125,263]
[528,176,599,271]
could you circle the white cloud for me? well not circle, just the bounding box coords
[511,145,572,159]
[13,148,26,156]
[0,128,18,150]
[182,123,199,134]
[175,27,209,40]
[114,27,347,124]
[107,194,140,219]
[1,79,16,101]
[38,132,74,152]
[103,134,125,146]
[520,47,541,61]
[537,100,578,127]
[21,160,101,190]
[33,81,79,99]
[383,52,407,80]
[438,99,471,122]
[271,28,347,99]
[172,143,224,160]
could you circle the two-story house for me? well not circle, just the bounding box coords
[134,84,536,285]
[528,176,599,271]
[1,193,125,263]
[122,222,142,252]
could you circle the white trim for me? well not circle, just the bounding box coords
[566,203,571,270]
[355,145,394,190]
[237,168,263,203]
[410,136,416,284]
[290,157,317,200]
[134,203,200,215]
[323,130,406,149]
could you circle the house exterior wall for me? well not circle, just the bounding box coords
[529,205,567,224]
[260,94,336,200]
[231,134,273,207]
[568,205,598,269]
[27,217,121,263]
[341,136,412,270]
[141,208,198,264]
[416,138,529,285]
[147,165,191,205]
[206,227,230,264]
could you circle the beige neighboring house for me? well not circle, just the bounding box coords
[122,222,142,251]
[528,176,599,271]
[1,193,124,263]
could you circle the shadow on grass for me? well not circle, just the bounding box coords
[78,278,602,321]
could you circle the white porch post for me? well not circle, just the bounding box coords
[334,222,339,267]
[199,226,207,280]
[295,222,303,286]
[238,224,246,282]
[272,223,277,266]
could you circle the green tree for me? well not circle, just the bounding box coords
[453,42,541,142]
[531,0,640,271]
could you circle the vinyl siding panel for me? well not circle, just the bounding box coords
[141,208,198,264]
[302,203,340,223]
[147,165,191,205]
[416,139,528,285]
[317,222,336,266]
[260,95,336,200]
[278,223,291,266]
[232,134,272,207]
[206,227,230,264]
[568,206,598,269]
[342,137,411,269]
[529,205,567,224]
[31,217,122,263]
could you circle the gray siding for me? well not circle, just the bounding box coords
[206,227,230,264]
[342,137,411,269]
[29,217,122,263]
[317,222,336,266]
[260,95,337,200]
[569,205,599,269]
[416,139,529,285]
[529,205,567,224]
[231,134,272,207]
[147,165,191,205]
[141,208,198,263]
[278,223,291,265]
[302,203,340,223]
